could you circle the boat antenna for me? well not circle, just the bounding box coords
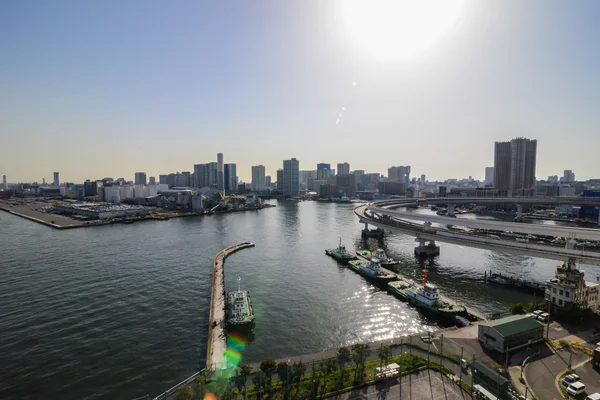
[422,269,428,285]
[339,237,342,248]
[237,276,241,292]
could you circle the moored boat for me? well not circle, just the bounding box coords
[347,254,397,284]
[226,277,255,326]
[325,238,357,263]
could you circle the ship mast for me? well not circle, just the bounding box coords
[237,276,241,292]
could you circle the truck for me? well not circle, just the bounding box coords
[593,347,600,369]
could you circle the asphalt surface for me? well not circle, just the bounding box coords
[340,371,470,400]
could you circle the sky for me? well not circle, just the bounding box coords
[1,0,600,183]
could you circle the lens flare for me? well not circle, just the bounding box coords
[203,393,218,400]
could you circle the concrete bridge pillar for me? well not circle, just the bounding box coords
[447,204,456,217]
[516,204,523,219]
[414,238,440,257]
[598,210,600,226]
[423,221,432,232]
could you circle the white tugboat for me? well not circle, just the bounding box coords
[226,277,255,325]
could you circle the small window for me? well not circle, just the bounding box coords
[553,297,557,303]
[559,290,564,295]
[559,299,563,305]
[565,292,570,297]
[553,288,557,293]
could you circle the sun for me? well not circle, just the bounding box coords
[340,0,466,61]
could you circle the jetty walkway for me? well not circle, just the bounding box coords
[206,242,255,371]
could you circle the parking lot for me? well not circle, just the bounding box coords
[573,362,600,397]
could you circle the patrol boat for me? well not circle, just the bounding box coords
[226,277,255,325]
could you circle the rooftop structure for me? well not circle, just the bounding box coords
[54,202,152,220]
[478,314,544,353]
[546,261,599,313]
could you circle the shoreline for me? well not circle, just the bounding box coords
[0,201,276,230]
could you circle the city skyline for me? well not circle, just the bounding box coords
[2,1,600,182]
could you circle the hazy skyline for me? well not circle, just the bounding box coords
[2,0,600,183]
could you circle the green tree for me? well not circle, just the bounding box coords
[252,371,266,399]
[291,361,307,394]
[260,359,278,393]
[175,385,192,400]
[276,361,290,399]
[509,303,525,315]
[239,365,253,399]
[336,347,351,387]
[378,345,392,367]
[351,344,371,382]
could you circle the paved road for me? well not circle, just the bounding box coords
[574,362,600,396]
[338,371,470,400]
[525,347,589,400]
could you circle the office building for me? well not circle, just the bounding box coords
[217,153,224,191]
[337,162,350,176]
[276,169,283,190]
[174,172,191,187]
[484,167,494,185]
[134,172,147,185]
[388,166,411,186]
[194,163,218,188]
[493,138,537,193]
[420,174,426,183]
[251,165,266,191]
[283,158,299,196]
[265,176,271,187]
[336,174,356,196]
[53,172,60,187]
[2,175,6,189]
[159,175,168,185]
[225,163,237,193]
[563,170,575,183]
[149,176,156,185]
[317,163,330,180]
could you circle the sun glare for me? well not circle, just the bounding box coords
[341,0,466,61]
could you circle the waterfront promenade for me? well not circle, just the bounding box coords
[206,243,256,371]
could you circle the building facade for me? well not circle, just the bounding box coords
[134,172,147,185]
[478,314,544,353]
[217,153,224,191]
[251,165,266,191]
[283,158,299,196]
[494,138,537,193]
[388,166,411,186]
[337,162,350,175]
[276,169,283,191]
[563,170,575,183]
[224,163,237,193]
[546,261,599,313]
[485,167,494,185]
[53,172,60,187]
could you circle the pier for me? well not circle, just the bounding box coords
[206,242,255,372]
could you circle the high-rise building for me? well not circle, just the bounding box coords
[134,172,147,185]
[276,169,283,190]
[283,158,299,196]
[265,176,271,187]
[387,166,411,186]
[421,174,426,183]
[174,172,191,187]
[251,165,266,191]
[2,175,6,189]
[53,172,60,187]
[484,167,494,185]
[149,176,156,185]
[194,163,218,188]
[217,153,224,191]
[563,170,575,183]
[337,162,350,175]
[317,163,330,180]
[493,138,537,193]
[159,175,168,185]
[225,163,237,193]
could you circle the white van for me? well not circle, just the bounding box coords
[567,382,586,396]
[585,393,600,400]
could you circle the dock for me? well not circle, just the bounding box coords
[206,242,256,372]
[354,253,486,321]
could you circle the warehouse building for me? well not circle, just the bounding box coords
[478,314,544,353]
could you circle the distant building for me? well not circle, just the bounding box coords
[563,170,575,183]
[546,261,599,313]
[225,163,237,193]
[149,176,156,185]
[174,172,191,188]
[337,162,350,175]
[194,163,218,188]
[283,158,299,196]
[478,314,544,353]
[388,166,411,186]
[317,163,330,180]
[265,175,271,187]
[134,172,147,185]
[84,180,98,197]
[420,174,426,183]
[53,172,60,187]
[484,167,494,185]
[251,165,266,191]
[493,138,537,193]
[217,153,224,191]
[2,175,6,189]
[276,169,283,191]
[159,175,168,185]
[335,174,356,196]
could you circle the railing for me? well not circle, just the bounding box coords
[152,369,205,400]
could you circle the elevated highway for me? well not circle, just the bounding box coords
[373,196,600,207]
[355,204,600,266]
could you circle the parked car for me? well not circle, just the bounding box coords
[567,382,586,396]
[585,393,600,400]
[561,374,580,387]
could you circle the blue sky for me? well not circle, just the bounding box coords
[1,0,599,183]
